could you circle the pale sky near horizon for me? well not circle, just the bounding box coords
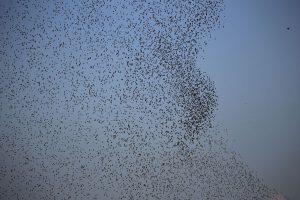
[201,0,300,199]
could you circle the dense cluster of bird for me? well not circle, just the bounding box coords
[0,0,283,199]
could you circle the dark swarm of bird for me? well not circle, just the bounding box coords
[0,0,283,199]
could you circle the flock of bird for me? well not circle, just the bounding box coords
[0,0,283,199]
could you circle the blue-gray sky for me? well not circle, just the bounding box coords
[1,0,299,199]
[201,0,300,199]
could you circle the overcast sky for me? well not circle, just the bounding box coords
[201,0,300,199]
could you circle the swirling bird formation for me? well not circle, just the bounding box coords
[0,0,283,199]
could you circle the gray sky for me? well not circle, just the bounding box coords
[201,0,300,199]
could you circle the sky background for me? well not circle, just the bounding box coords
[201,0,300,199]
[0,0,299,199]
